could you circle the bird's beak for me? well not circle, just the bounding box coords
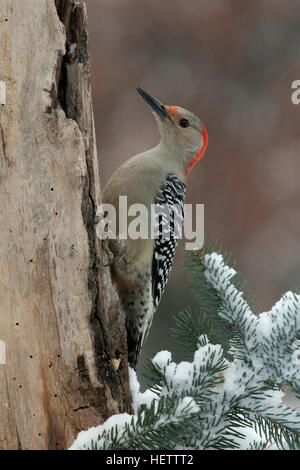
[137,87,171,120]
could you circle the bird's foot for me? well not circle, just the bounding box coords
[102,240,114,267]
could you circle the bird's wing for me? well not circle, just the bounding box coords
[152,173,186,308]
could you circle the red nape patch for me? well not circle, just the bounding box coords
[166,105,178,116]
[185,125,208,179]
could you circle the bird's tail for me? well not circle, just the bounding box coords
[118,281,154,369]
[127,328,143,370]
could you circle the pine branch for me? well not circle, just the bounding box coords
[71,396,201,450]
[70,247,300,451]
[182,242,254,352]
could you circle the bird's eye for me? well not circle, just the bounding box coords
[179,118,190,128]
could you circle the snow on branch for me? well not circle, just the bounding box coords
[70,394,200,450]
[203,252,300,394]
[70,251,300,450]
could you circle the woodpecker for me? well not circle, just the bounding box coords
[101,87,208,369]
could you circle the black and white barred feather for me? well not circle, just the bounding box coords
[152,173,186,308]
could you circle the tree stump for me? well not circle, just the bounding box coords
[0,0,131,450]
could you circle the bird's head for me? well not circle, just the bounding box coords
[137,87,208,179]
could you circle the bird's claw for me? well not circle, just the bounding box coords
[101,240,114,267]
[93,212,106,225]
[102,258,114,267]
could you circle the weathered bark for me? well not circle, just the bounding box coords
[0,0,131,450]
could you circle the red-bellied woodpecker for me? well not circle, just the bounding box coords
[101,87,208,369]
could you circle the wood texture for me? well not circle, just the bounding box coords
[0,0,131,450]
